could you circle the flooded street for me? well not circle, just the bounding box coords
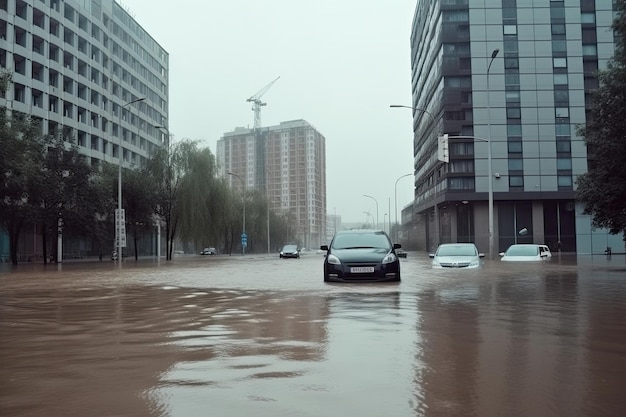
[1,253,626,417]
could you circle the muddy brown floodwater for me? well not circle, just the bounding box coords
[1,252,626,417]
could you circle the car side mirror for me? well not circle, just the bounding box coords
[320,245,329,251]
[393,243,402,249]
[498,252,505,256]
[478,253,485,258]
[429,254,435,258]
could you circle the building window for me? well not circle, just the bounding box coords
[444,76,472,88]
[552,40,567,52]
[558,175,573,187]
[509,158,523,171]
[551,24,566,35]
[557,158,572,170]
[555,107,569,118]
[556,141,571,152]
[581,12,596,24]
[509,176,524,187]
[554,74,568,85]
[555,123,571,136]
[449,142,474,156]
[582,44,597,56]
[442,10,469,22]
[503,25,517,35]
[443,43,470,56]
[507,107,521,119]
[449,177,475,190]
[507,124,522,137]
[508,141,523,153]
[449,160,474,173]
[506,91,521,103]
[553,57,567,68]
[504,57,519,69]
[461,91,472,103]
[505,71,520,87]
[554,89,569,104]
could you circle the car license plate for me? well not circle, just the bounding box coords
[351,266,374,273]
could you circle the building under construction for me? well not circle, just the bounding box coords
[216,120,327,251]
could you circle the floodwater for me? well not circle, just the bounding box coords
[1,252,626,417]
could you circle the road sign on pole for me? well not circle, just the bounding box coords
[241,233,248,248]
[115,209,127,248]
[438,134,449,163]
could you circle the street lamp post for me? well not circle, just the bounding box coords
[487,48,499,259]
[117,97,145,263]
[394,173,412,243]
[154,124,172,259]
[228,171,246,256]
[363,194,379,229]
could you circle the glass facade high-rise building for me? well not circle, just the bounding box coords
[217,120,327,251]
[408,0,622,255]
[0,0,168,259]
[1,0,169,168]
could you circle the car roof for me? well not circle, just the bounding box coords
[335,229,385,235]
[437,243,477,247]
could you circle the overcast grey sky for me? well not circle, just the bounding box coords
[123,0,417,224]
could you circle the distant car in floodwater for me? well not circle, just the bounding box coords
[200,247,216,255]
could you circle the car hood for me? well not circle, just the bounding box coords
[331,248,389,262]
[434,256,478,264]
[501,256,541,261]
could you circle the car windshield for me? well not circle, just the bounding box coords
[331,232,391,250]
[506,245,539,256]
[436,245,477,256]
[283,245,297,251]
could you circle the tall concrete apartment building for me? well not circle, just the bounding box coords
[217,120,326,251]
[408,0,622,255]
[0,0,168,258]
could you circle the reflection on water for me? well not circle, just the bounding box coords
[1,254,626,416]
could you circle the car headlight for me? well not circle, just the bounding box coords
[469,259,480,267]
[432,259,441,267]
[382,252,397,264]
[327,254,341,265]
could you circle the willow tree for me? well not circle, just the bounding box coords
[177,145,222,251]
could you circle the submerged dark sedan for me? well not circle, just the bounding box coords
[320,229,401,282]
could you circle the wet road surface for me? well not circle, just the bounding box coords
[1,252,626,417]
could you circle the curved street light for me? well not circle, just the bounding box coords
[394,173,412,242]
[486,48,500,259]
[228,171,246,256]
[363,194,379,229]
[117,97,145,263]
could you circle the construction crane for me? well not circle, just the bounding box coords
[247,76,280,130]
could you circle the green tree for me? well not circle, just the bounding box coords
[0,110,46,264]
[30,131,97,263]
[146,139,201,260]
[122,166,158,260]
[177,146,221,251]
[576,1,626,241]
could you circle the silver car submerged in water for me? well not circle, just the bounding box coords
[429,243,485,269]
